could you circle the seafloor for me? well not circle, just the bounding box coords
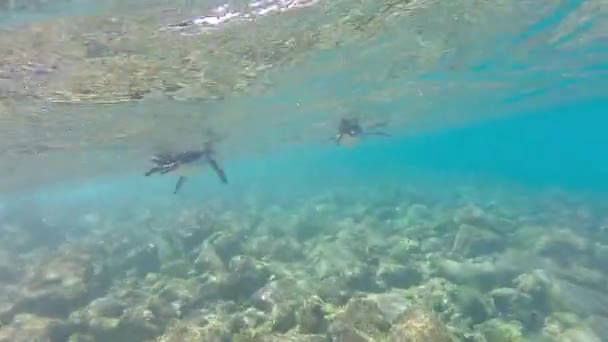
[1,180,607,342]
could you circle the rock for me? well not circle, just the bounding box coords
[113,307,163,342]
[194,240,227,275]
[316,276,351,305]
[4,246,105,321]
[219,255,270,301]
[244,236,305,262]
[267,332,329,342]
[377,263,423,289]
[291,215,331,241]
[251,278,317,315]
[389,308,454,342]
[88,316,120,336]
[489,288,541,329]
[476,318,523,342]
[295,296,327,334]
[534,229,588,265]
[0,251,22,284]
[434,258,519,290]
[542,311,581,339]
[211,231,245,264]
[590,243,608,272]
[388,238,421,264]
[420,237,444,253]
[557,327,601,342]
[586,315,608,340]
[121,244,161,277]
[327,297,390,341]
[227,307,267,333]
[344,263,379,292]
[146,296,181,321]
[453,205,489,227]
[157,320,229,342]
[450,224,504,257]
[365,290,412,323]
[160,259,192,278]
[155,322,199,342]
[0,313,73,342]
[68,333,95,342]
[452,286,495,324]
[270,302,297,333]
[515,271,608,318]
[173,215,214,252]
[86,297,126,318]
[405,204,431,223]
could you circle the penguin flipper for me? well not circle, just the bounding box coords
[208,157,228,184]
[174,176,187,194]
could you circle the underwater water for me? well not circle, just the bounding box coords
[1,0,608,341]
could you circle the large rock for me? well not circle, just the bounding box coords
[328,296,391,341]
[3,245,106,322]
[0,313,73,342]
[389,308,454,342]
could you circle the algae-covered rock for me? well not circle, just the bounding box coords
[295,296,327,334]
[0,313,73,342]
[251,278,314,313]
[513,270,553,308]
[270,302,297,333]
[68,333,95,342]
[450,224,504,257]
[195,240,228,275]
[86,297,126,319]
[476,318,523,342]
[291,215,332,241]
[453,205,491,227]
[534,229,588,264]
[244,236,305,262]
[219,255,270,301]
[316,276,352,305]
[211,230,246,264]
[113,307,163,341]
[156,321,205,342]
[389,308,454,342]
[88,316,120,336]
[586,315,608,340]
[388,238,421,264]
[557,327,601,342]
[406,204,432,221]
[365,290,412,323]
[377,263,424,290]
[327,296,391,341]
[541,311,581,339]
[227,307,268,334]
[452,286,495,324]
[516,271,608,318]
[122,243,161,277]
[160,259,193,278]
[4,245,106,321]
[489,288,541,329]
[434,257,519,290]
[274,333,329,342]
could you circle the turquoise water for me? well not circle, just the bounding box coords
[1,0,608,341]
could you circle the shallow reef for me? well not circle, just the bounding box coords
[1,183,608,341]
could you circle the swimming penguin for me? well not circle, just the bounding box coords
[331,118,390,146]
[144,142,228,194]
